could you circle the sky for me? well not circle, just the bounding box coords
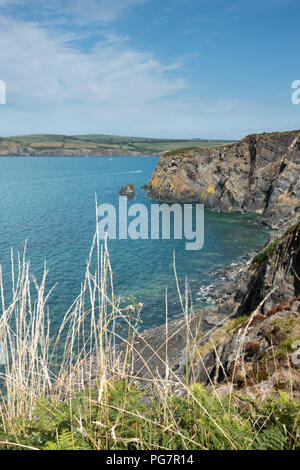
[0,0,299,139]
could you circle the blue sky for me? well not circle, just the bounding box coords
[0,0,299,139]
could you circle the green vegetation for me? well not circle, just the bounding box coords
[0,383,298,450]
[0,236,298,451]
[228,315,250,331]
[252,222,299,265]
[246,129,300,139]
[163,142,234,157]
[163,147,206,157]
[1,133,234,155]
[252,238,283,265]
[272,317,296,335]
[275,337,298,357]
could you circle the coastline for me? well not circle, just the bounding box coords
[114,130,300,398]
[1,131,299,404]
[112,218,299,399]
[0,144,299,449]
[0,152,161,157]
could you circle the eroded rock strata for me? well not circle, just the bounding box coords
[196,220,300,398]
[129,129,300,399]
[144,130,300,229]
[117,222,300,399]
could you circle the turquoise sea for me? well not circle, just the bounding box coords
[0,156,270,332]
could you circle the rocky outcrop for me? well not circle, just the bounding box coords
[143,131,300,229]
[234,221,300,316]
[194,221,300,398]
[113,221,300,399]
[119,184,136,196]
[197,301,300,399]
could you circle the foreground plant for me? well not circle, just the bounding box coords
[0,382,298,450]
[0,235,299,450]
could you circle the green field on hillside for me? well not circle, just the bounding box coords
[2,134,235,154]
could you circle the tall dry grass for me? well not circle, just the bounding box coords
[0,229,238,448]
[0,233,298,450]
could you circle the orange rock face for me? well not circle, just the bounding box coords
[144,131,300,229]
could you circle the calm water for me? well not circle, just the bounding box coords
[0,156,270,332]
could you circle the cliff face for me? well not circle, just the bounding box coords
[140,131,300,398]
[235,222,300,315]
[111,222,300,399]
[144,131,300,229]
[193,221,300,395]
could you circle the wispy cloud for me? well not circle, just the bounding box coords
[0,14,185,133]
[1,0,294,138]
[0,9,260,139]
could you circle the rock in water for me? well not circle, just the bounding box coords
[119,184,136,196]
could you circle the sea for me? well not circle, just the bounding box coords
[0,156,270,333]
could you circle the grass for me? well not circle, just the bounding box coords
[0,234,299,450]
[252,222,300,265]
[1,382,298,450]
[163,147,204,157]
[246,130,300,139]
[163,142,233,157]
[252,238,283,265]
[228,315,250,331]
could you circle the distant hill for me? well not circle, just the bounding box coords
[0,133,235,157]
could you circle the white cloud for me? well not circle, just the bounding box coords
[0,12,272,140]
[0,14,185,131]
[1,2,288,139]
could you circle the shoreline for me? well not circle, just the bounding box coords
[112,219,299,399]
[0,153,161,158]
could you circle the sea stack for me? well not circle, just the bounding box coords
[119,184,136,196]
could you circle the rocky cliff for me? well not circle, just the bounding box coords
[144,130,300,229]
[96,130,300,400]
[235,222,300,315]
[137,132,300,397]
[117,221,300,399]
[195,221,300,398]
